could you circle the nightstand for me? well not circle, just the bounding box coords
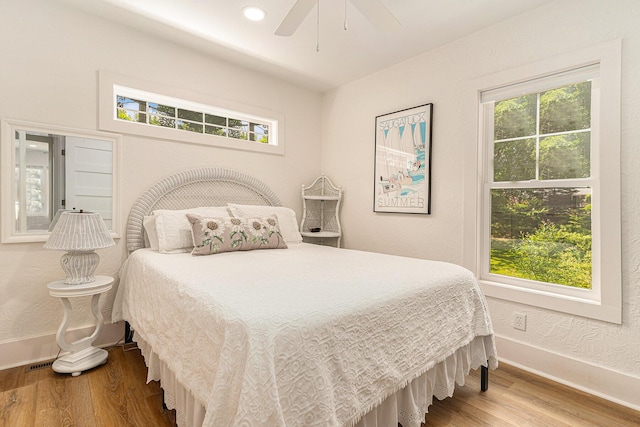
[47,275,114,376]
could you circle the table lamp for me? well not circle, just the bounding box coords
[44,211,115,284]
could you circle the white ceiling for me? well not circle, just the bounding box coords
[60,0,555,92]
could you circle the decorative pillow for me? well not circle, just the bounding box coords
[187,214,287,256]
[227,204,303,244]
[152,206,231,253]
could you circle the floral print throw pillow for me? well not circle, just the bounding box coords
[187,214,287,255]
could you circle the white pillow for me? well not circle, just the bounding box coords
[143,215,159,250]
[227,203,303,244]
[151,206,231,253]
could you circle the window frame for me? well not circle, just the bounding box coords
[482,68,598,300]
[99,71,284,155]
[464,39,622,323]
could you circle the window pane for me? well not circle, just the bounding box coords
[117,95,147,123]
[149,115,176,128]
[228,130,248,140]
[117,108,138,122]
[251,123,269,142]
[178,121,203,133]
[149,103,175,117]
[254,124,269,143]
[251,132,268,143]
[540,82,591,134]
[205,125,226,136]
[490,188,592,289]
[229,119,248,139]
[253,123,268,134]
[227,119,247,139]
[494,138,536,181]
[178,109,203,122]
[229,119,249,131]
[205,114,226,126]
[494,93,537,140]
[539,132,590,180]
[117,96,147,112]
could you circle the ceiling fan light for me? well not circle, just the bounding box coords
[243,6,266,22]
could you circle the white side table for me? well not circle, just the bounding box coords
[47,275,113,376]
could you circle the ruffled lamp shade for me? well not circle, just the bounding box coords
[44,211,115,285]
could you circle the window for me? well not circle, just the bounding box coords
[465,40,621,323]
[483,68,595,293]
[99,72,283,155]
[116,95,271,144]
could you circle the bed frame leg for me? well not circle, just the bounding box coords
[481,365,489,392]
[162,389,168,411]
[125,321,134,344]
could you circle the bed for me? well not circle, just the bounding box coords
[112,167,497,427]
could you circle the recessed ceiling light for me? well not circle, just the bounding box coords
[243,6,266,22]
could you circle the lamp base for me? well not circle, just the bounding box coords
[60,251,99,285]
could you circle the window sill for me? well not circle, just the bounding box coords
[479,278,621,324]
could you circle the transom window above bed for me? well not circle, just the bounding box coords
[116,91,271,143]
[98,71,284,155]
[466,40,621,323]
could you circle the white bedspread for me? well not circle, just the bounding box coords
[114,244,496,427]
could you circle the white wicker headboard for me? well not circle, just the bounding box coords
[126,168,282,252]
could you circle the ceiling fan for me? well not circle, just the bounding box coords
[275,0,400,37]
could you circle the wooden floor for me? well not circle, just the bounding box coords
[1,346,639,426]
[0,345,175,427]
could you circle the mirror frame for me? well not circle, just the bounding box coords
[1,118,121,243]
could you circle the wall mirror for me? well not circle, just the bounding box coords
[1,119,121,243]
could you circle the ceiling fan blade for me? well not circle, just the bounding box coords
[275,0,316,36]
[350,0,400,32]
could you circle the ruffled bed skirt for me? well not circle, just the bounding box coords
[135,333,497,427]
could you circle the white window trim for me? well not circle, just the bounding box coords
[463,39,621,324]
[98,71,284,155]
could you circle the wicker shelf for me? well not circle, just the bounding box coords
[302,195,341,201]
[300,231,341,238]
[300,176,342,247]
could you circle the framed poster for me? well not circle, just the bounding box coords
[374,103,433,214]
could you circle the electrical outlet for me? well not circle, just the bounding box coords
[513,312,527,331]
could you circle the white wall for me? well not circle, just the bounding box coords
[322,0,640,408]
[0,0,322,367]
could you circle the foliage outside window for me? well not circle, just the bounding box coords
[116,96,270,144]
[489,81,593,289]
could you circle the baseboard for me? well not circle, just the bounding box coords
[4,328,638,410]
[495,334,640,411]
[0,321,125,371]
